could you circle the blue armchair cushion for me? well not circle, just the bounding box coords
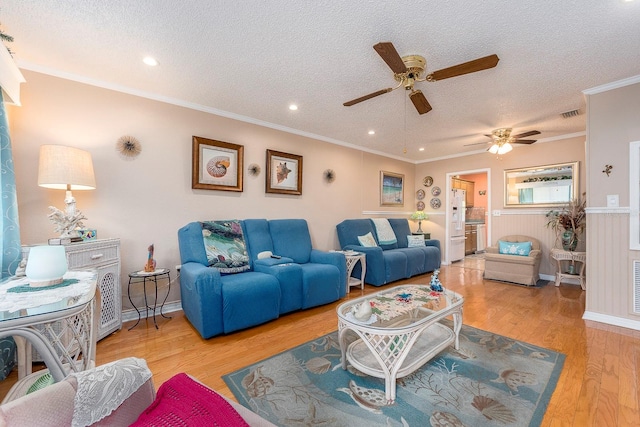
[201,221,250,273]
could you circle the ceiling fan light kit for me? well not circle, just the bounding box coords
[344,42,499,115]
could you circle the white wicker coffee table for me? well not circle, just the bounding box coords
[337,284,463,403]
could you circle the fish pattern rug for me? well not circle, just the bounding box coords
[224,322,565,426]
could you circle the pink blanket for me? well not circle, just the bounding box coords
[131,373,249,427]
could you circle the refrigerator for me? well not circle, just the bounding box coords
[450,189,466,262]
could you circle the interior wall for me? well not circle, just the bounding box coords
[416,136,586,275]
[8,70,415,309]
[585,79,640,326]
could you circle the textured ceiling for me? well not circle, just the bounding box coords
[3,1,640,162]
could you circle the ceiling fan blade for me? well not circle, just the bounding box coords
[427,54,500,81]
[409,90,432,115]
[512,130,541,139]
[464,141,491,147]
[512,139,537,144]
[343,88,393,106]
[373,42,407,74]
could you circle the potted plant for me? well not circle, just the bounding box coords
[545,194,586,251]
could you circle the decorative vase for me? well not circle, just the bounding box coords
[353,300,372,321]
[561,230,578,251]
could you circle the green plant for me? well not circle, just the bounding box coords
[545,194,586,248]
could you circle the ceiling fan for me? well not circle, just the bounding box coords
[343,42,500,115]
[465,128,541,154]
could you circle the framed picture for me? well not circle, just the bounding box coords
[380,170,404,206]
[192,136,243,191]
[266,149,303,195]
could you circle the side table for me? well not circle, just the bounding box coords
[343,251,366,292]
[550,249,586,290]
[412,232,431,240]
[127,268,172,330]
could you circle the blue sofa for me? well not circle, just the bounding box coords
[336,218,441,286]
[178,219,346,339]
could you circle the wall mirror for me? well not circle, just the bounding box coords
[504,161,579,207]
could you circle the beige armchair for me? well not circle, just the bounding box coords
[483,235,542,286]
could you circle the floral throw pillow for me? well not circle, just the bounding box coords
[357,232,378,247]
[201,221,250,273]
[498,240,532,256]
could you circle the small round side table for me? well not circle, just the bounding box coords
[550,248,586,290]
[127,268,172,330]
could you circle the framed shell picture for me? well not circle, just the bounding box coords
[192,136,243,192]
[266,149,303,195]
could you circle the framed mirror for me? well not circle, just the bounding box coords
[504,161,579,207]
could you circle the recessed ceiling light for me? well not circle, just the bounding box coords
[143,56,158,66]
[419,147,425,151]
[368,130,375,135]
[289,104,298,111]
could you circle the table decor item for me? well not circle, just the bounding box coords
[25,245,68,287]
[410,211,428,233]
[144,244,157,272]
[38,145,96,238]
[545,194,586,251]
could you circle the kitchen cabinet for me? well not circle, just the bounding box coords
[465,224,478,255]
[451,178,475,207]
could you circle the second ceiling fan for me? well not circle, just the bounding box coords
[343,42,500,115]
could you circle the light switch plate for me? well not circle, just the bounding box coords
[492,210,501,216]
[607,194,619,207]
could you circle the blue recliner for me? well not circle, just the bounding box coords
[178,219,346,339]
[336,218,441,286]
[178,222,281,339]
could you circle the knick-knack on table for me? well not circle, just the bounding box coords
[144,244,157,272]
[429,269,443,292]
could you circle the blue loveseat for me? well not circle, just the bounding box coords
[336,218,441,286]
[178,219,346,339]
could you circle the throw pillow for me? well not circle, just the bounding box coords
[407,235,425,247]
[201,221,250,273]
[498,240,532,256]
[357,232,378,247]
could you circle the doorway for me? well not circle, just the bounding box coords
[445,168,491,265]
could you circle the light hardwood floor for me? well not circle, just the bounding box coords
[2,259,639,426]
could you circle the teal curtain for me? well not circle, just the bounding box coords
[0,89,19,379]
[518,188,534,204]
[1,89,21,279]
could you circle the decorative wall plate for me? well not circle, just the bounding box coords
[417,201,425,210]
[430,198,441,209]
[416,189,425,200]
[431,186,441,196]
[422,176,433,187]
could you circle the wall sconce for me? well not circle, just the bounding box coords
[478,190,486,196]
[38,145,96,237]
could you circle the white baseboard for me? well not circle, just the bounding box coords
[582,311,640,331]
[121,301,183,323]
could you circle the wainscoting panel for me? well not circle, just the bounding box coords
[586,211,639,322]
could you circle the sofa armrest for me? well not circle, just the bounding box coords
[179,262,225,339]
[425,239,440,251]
[486,246,499,254]
[528,249,542,260]
[310,250,347,296]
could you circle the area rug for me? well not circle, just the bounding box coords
[223,322,565,427]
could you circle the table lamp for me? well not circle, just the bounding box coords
[410,211,428,234]
[38,145,96,237]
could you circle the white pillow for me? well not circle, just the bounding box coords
[257,251,273,259]
[357,232,378,247]
[407,235,425,247]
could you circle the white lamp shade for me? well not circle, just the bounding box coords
[25,245,68,287]
[38,145,96,190]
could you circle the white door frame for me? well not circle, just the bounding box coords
[445,168,492,264]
